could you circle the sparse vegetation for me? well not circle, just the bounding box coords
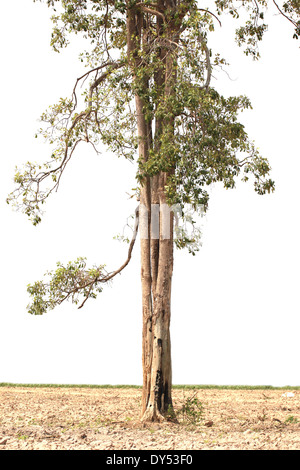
[1,383,299,390]
[0,386,299,449]
[177,396,204,425]
[285,415,299,424]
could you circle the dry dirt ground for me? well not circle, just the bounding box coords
[0,386,299,450]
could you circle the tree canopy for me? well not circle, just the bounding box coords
[7,0,300,316]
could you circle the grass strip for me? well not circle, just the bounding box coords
[0,383,299,390]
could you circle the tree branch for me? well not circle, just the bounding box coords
[99,206,140,283]
[198,8,222,27]
[136,3,166,23]
[272,0,298,27]
[72,60,125,109]
[27,207,140,314]
[8,60,128,224]
[77,206,140,309]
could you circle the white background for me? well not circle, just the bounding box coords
[0,1,299,387]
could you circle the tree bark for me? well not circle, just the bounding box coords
[126,1,177,422]
[141,178,174,422]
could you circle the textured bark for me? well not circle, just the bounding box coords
[127,1,178,422]
[141,190,174,422]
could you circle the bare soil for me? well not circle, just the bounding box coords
[0,386,299,450]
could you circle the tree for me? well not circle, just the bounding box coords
[7,0,299,422]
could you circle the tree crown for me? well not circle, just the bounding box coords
[8,0,300,314]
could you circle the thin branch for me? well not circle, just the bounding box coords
[72,60,125,109]
[272,0,298,27]
[101,206,140,283]
[198,8,222,27]
[38,63,125,198]
[89,61,125,101]
[78,206,139,309]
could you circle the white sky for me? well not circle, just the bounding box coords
[0,1,299,387]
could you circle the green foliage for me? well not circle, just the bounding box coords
[281,0,300,38]
[174,204,204,255]
[27,257,105,315]
[216,0,300,52]
[176,391,204,425]
[215,0,269,58]
[285,415,299,424]
[161,87,274,208]
[10,0,299,313]
[9,1,277,228]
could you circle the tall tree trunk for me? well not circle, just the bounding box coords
[141,175,174,422]
[127,2,177,422]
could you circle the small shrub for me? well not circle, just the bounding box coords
[177,391,204,425]
[285,415,298,424]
